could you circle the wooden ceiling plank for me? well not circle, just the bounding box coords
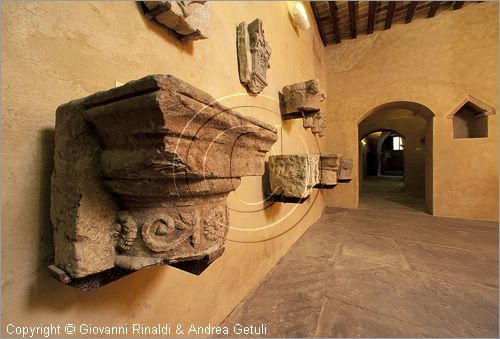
[405,1,418,23]
[367,1,378,34]
[385,1,397,30]
[328,1,342,43]
[428,1,441,17]
[348,1,358,38]
[310,2,328,46]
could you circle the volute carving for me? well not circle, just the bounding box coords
[49,74,277,290]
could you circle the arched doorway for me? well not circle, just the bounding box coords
[357,102,434,214]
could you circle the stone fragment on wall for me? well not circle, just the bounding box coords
[338,158,353,182]
[237,18,271,94]
[316,153,342,187]
[268,154,320,200]
[303,111,327,137]
[50,74,277,287]
[142,1,210,40]
[281,79,327,136]
[281,79,326,118]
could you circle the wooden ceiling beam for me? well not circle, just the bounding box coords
[328,1,342,44]
[367,1,378,34]
[385,1,397,30]
[348,1,358,39]
[453,1,465,9]
[428,1,441,17]
[310,2,327,46]
[405,1,418,24]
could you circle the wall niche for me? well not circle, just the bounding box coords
[449,96,495,139]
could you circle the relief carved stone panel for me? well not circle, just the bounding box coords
[267,154,320,200]
[237,18,272,94]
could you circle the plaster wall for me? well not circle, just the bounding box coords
[324,2,499,221]
[1,2,326,335]
[359,109,427,194]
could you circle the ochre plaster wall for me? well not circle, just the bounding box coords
[1,2,327,335]
[324,2,498,221]
[359,109,427,194]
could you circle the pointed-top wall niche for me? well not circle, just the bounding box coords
[447,95,495,139]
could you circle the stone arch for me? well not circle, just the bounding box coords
[357,101,435,124]
[358,101,435,214]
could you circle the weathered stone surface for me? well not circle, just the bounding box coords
[143,1,209,41]
[338,157,354,182]
[237,18,271,94]
[51,74,277,282]
[316,153,342,187]
[281,79,327,136]
[303,110,327,137]
[281,79,326,118]
[268,154,319,200]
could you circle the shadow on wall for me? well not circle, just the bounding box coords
[26,129,164,313]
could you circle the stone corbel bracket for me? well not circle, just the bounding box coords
[141,1,210,41]
[49,74,277,290]
[280,79,327,136]
[266,154,353,203]
[237,18,272,94]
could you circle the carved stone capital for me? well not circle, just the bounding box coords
[280,79,327,137]
[281,79,326,119]
[50,75,277,287]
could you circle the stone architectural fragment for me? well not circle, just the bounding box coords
[316,153,342,187]
[142,1,210,41]
[281,79,326,118]
[50,74,277,287]
[303,111,327,137]
[237,18,272,94]
[338,158,354,182]
[266,153,353,203]
[281,79,327,136]
[268,154,319,200]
